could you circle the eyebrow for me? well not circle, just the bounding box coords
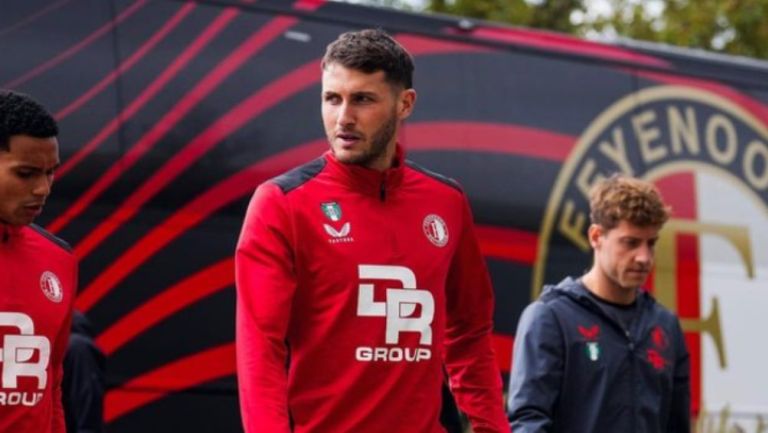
[323,90,379,98]
[15,162,61,172]
[619,235,659,242]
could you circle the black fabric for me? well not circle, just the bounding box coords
[440,382,464,433]
[30,223,72,252]
[405,159,462,192]
[271,157,326,194]
[63,311,106,433]
[586,289,639,332]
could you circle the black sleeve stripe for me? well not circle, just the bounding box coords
[271,156,326,194]
[30,224,73,253]
[405,159,462,192]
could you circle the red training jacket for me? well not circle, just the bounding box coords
[236,146,509,433]
[0,223,76,433]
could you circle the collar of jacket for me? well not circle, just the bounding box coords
[546,277,655,315]
[323,144,406,198]
[0,221,23,244]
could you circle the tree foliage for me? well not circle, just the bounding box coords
[590,0,768,59]
[429,0,585,34]
[345,0,768,60]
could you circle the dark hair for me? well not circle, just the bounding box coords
[0,89,58,151]
[589,174,671,230]
[322,28,414,89]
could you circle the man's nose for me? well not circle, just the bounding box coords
[635,243,653,265]
[336,102,355,128]
[32,175,53,197]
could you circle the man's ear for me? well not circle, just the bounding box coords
[588,224,603,249]
[397,88,416,120]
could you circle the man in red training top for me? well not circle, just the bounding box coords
[0,89,75,433]
[235,29,509,433]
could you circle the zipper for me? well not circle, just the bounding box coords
[379,177,386,201]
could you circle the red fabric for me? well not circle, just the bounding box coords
[236,146,509,433]
[0,224,76,433]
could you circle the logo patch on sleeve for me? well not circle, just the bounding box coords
[423,214,449,247]
[40,272,63,303]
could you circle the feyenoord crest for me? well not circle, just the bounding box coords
[321,202,342,222]
[533,85,768,422]
[423,214,449,247]
[40,271,63,303]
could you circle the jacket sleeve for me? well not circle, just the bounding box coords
[235,183,297,433]
[667,318,691,433]
[63,333,106,433]
[507,301,564,433]
[443,195,510,433]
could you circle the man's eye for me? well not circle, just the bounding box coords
[324,95,340,104]
[623,239,639,248]
[15,170,34,179]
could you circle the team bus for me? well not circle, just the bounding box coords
[2,0,766,431]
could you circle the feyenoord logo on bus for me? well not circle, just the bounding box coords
[40,271,63,303]
[534,85,768,431]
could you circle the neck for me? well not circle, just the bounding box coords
[366,142,398,172]
[581,268,637,305]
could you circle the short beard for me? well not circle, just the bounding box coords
[336,108,397,168]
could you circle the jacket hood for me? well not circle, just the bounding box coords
[71,310,96,337]
[540,276,655,309]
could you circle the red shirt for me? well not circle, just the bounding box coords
[236,147,509,433]
[0,223,76,433]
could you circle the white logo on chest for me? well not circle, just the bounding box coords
[0,312,50,406]
[355,265,434,363]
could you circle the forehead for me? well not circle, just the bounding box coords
[607,220,661,239]
[0,135,60,168]
[321,63,391,93]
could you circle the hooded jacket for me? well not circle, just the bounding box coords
[507,277,690,433]
[63,310,106,433]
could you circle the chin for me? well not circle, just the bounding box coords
[620,279,644,291]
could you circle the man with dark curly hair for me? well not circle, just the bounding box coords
[0,90,76,433]
[508,174,691,433]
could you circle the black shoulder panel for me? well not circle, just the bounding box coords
[271,156,326,194]
[405,159,462,192]
[30,224,73,253]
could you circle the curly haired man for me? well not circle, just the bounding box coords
[508,174,690,433]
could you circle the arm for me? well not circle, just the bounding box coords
[666,318,691,433]
[235,183,297,433]
[507,302,564,433]
[443,195,509,433]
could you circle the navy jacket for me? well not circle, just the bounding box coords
[507,277,690,433]
[63,311,106,433]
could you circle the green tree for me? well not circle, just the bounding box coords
[341,0,768,59]
[428,0,585,34]
[608,0,768,59]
